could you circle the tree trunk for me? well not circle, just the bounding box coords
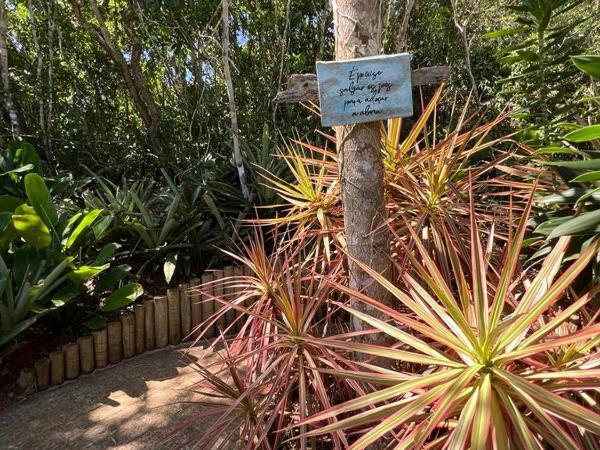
[222,0,250,200]
[396,0,416,52]
[331,0,392,336]
[0,0,21,138]
[69,0,164,156]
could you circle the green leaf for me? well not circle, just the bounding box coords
[544,159,600,170]
[95,242,121,265]
[0,195,23,212]
[83,316,107,330]
[571,171,600,183]
[482,27,524,39]
[67,263,109,284]
[94,264,131,294]
[50,285,80,308]
[0,164,34,177]
[24,173,58,228]
[65,209,103,249]
[534,147,587,156]
[548,209,600,239]
[12,213,52,248]
[101,283,143,312]
[163,253,177,284]
[564,126,600,143]
[93,215,113,240]
[572,55,600,79]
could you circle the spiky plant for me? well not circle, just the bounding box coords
[295,197,600,449]
[186,232,365,449]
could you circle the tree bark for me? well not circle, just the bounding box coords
[331,0,392,335]
[222,0,250,200]
[0,0,21,137]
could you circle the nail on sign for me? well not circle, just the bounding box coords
[316,53,413,127]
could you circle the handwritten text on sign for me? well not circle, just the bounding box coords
[316,53,413,127]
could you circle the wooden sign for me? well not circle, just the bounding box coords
[316,53,413,127]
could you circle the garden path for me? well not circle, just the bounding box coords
[0,344,234,449]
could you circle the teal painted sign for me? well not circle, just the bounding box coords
[316,53,413,127]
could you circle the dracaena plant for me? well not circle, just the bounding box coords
[183,231,362,450]
[296,196,600,449]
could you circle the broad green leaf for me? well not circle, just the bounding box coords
[24,173,58,228]
[93,214,113,240]
[0,195,23,212]
[95,242,120,265]
[94,264,131,294]
[101,283,143,312]
[564,125,600,143]
[67,264,109,284]
[548,209,600,238]
[12,213,52,248]
[572,55,600,79]
[65,209,103,249]
[50,285,80,308]
[83,316,107,330]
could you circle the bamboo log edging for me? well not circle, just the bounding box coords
[78,336,94,374]
[189,278,202,338]
[18,266,243,393]
[63,343,80,380]
[107,321,123,365]
[213,269,225,336]
[201,272,215,339]
[121,313,136,359]
[223,266,235,331]
[92,328,108,368]
[34,358,50,390]
[167,288,181,345]
[49,350,64,385]
[144,299,155,350]
[154,295,168,348]
[134,304,145,354]
[179,283,191,340]
[233,266,244,332]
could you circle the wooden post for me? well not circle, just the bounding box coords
[121,313,135,359]
[189,278,202,337]
[63,343,80,380]
[16,368,35,394]
[34,358,50,390]
[223,266,235,331]
[49,350,64,385]
[212,269,225,335]
[154,295,168,348]
[179,283,191,340]
[201,272,215,339]
[144,299,155,350]
[167,288,181,345]
[77,335,95,374]
[92,328,108,368]
[107,321,123,364]
[134,304,145,354]
[233,266,244,332]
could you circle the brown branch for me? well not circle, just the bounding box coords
[274,65,450,104]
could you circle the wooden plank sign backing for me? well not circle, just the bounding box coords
[316,53,413,127]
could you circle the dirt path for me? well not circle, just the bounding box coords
[0,344,232,449]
